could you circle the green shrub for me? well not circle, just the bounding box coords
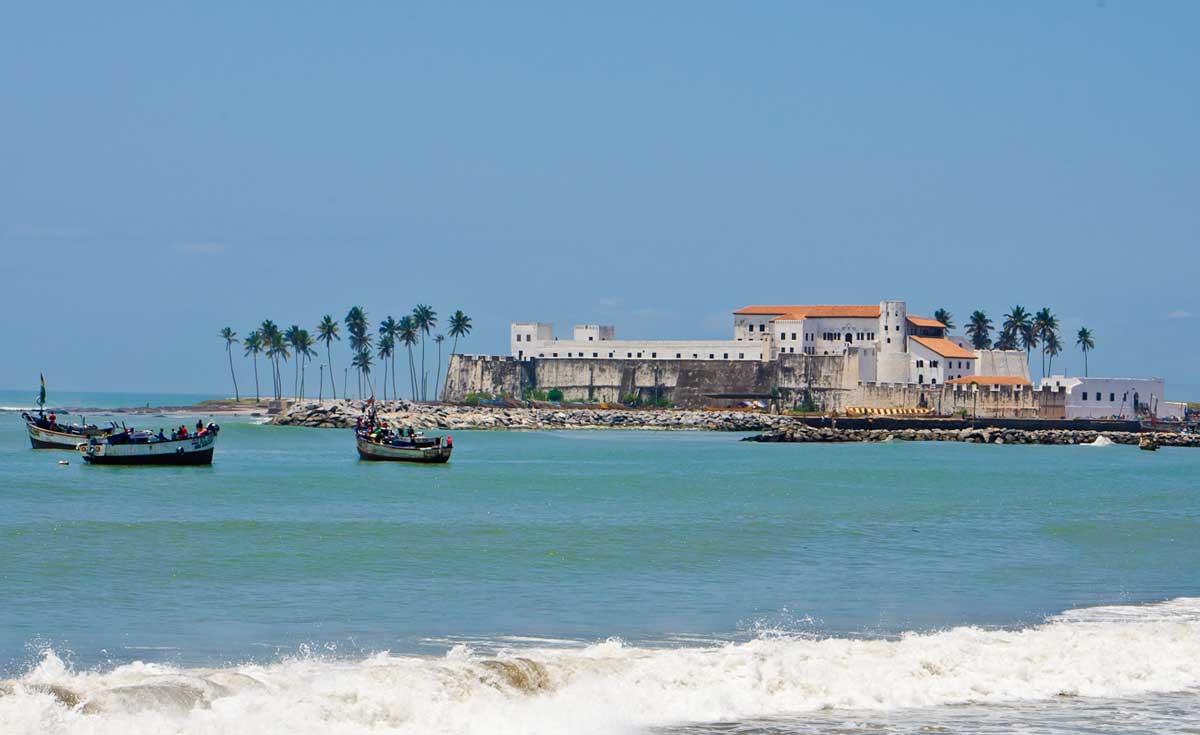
[463,392,492,405]
[547,388,564,402]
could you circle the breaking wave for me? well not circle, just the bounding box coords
[3,598,1200,734]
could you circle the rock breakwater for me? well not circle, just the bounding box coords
[744,426,1200,447]
[270,401,794,432]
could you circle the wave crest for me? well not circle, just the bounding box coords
[3,599,1200,734]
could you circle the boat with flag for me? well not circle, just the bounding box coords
[22,374,112,449]
[354,402,452,463]
[80,423,221,466]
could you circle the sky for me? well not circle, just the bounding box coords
[2,1,1197,398]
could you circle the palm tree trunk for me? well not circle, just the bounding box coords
[420,335,427,401]
[326,343,337,400]
[436,342,443,401]
[391,354,398,401]
[1084,350,1089,377]
[407,347,417,400]
[226,347,240,401]
[252,354,260,402]
[382,359,389,401]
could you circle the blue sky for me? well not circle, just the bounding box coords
[2,2,1196,398]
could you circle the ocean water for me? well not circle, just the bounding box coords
[1,410,1199,734]
[0,388,222,412]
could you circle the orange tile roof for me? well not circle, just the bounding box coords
[734,305,881,319]
[910,336,977,359]
[946,375,1032,386]
[906,315,946,328]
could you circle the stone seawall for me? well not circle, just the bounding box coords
[440,353,1070,417]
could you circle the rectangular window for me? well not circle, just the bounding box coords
[931,360,939,368]
[723,353,729,359]
[675,353,681,359]
[636,352,642,358]
[651,352,656,358]
[627,353,632,358]
[609,352,614,358]
[917,360,924,368]
[1110,392,1115,401]
[592,352,598,357]
[709,354,714,359]
[552,353,558,357]
[1082,392,1088,400]
[588,336,593,341]
[741,353,745,358]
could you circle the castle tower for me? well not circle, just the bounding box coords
[879,300,907,352]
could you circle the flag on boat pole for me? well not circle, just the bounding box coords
[37,374,46,408]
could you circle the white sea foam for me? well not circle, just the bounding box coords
[1086,435,1115,447]
[3,598,1200,735]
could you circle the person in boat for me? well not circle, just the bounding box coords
[157,429,166,442]
[179,425,189,439]
[196,420,204,434]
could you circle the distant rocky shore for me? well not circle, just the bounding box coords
[744,425,1200,447]
[268,401,1200,446]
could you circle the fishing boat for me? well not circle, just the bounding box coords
[22,375,111,449]
[24,412,111,449]
[355,427,452,463]
[79,425,220,466]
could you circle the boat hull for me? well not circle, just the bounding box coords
[80,433,217,466]
[27,423,106,450]
[356,436,452,463]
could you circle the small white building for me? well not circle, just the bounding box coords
[1038,375,1184,420]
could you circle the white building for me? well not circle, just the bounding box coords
[510,322,764,362]
[511,300,1029,386]
[1038,375,1185,420]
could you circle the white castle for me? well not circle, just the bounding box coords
[511,300,1029,387]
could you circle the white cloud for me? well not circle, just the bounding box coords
[171,241,228,255]
[1167,310,1192,320]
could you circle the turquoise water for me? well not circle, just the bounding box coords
[2,409,1199,733]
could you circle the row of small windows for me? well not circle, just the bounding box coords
[1081,391,1125,402]
[538,352,748,360]
[915,360,941,368]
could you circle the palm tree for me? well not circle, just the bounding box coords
[284,324,303,398]
[994,328,1019,351]
[1043,330,1062,375]
[964,310,993,349]
[1076,327,1095,377]
[243,330,263,402]
[933,309,954,330]
[345,306,370,398]
[377,334,395,401]
[317,315,341,400]
[378,316,400,401]
[259,320,283,399]
[1033,308,1060,377]
[297,330,316,399]
[220,327,240,401]
[399,316,419,399]
[1002,306,1034,365]
[412,304,437,400]
[434,334,445,401]
[265,329,290,400]
[448,309,473,356]
[351,349,375,397]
